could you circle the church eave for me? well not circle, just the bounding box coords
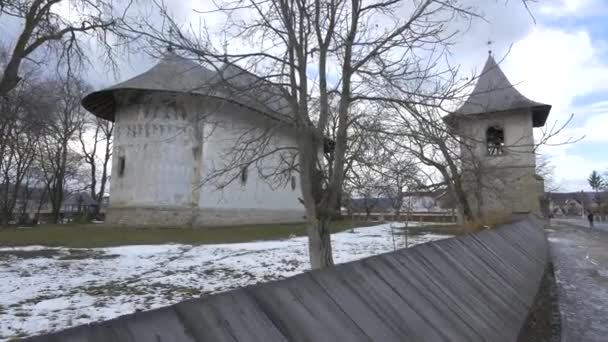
[82,87,291,126]
[443,103,551,128]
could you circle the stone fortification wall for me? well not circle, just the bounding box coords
[107,206,306,227]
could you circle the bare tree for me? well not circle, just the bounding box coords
[37,77,86,223]
[122,0,482,269]
[0,0,129,98]
[346,163,383,221]
[375,102,581,223]
[536,154,558,192]
[372,99,479,223]
[79,116,113,219]
[17,164,46,223]
[374,150,420,222]
[0,61,48,225]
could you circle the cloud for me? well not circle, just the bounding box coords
[449,1,535,67]
[544,146,608,191]
[5,0,607,192]
[564,109,608,143]
[82,1,608,192]
[502,28,608,123]
[491,24,608,191]
[538,0,608,17]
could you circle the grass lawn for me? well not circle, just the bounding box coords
[0,220,379,248]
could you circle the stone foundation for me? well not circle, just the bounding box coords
[106,206,307,227]
[463,166,544,219]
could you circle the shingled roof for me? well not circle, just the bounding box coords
[82,51,291,122]
[447,54,551,127]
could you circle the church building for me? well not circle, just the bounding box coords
[445,54,552,218]
[82,52,307,226]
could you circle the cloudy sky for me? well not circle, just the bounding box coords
[82,0,606,192]
[4,0,607,192]
[484,0,608,192]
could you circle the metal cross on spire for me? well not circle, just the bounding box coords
[487,40,493,56]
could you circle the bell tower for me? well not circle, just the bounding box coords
[445,54,551,218]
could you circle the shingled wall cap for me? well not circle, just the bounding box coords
[448,55,551,127]
[81,51,291,122]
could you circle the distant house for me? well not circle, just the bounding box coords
[349,191,456,222]
[563,199,583,216]
[546,192,596,217]
[402,191,450,212]
[351,191,453,213]
[349,197,393,217]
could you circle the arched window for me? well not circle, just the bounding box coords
[240,166,248,185]
[486,126,504,156]
[291,175,297,191]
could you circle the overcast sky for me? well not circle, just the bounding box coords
[492,0,608,192]
[4,0,607,192]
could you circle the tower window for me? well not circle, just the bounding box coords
[486,126,504,156]
[118,156,126,177]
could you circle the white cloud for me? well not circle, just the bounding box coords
[491,25,608,191]
[503,28,608,123]
[539,0,608,17]
[543,146,608,191]
[564,111,608,143]
[449,1,535,67]
[7,0,605,192]
[85,2,608,192]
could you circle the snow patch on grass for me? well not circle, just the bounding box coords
[0,222,450,340]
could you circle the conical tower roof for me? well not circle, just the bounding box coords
[82,51,218,121]
[450,54,551,127]
[82,51,290,121]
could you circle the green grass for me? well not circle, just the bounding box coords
[0,220,377,248]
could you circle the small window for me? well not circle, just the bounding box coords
[291,175,297,191]
[486,126,504,156]
[240,166,248,185]
[118,156,126,177]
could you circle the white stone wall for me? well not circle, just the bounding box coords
[456,109,542,217]
[106,92,306,226]
[109,93,202,209]
[199,110,304,212]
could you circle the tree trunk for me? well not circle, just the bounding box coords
[307,217,334,269]
[436,165,474,223]
[36,187,48,224]
[456,187,475,222]
[50,138,69,224]
[1,181,11,226]
[51,199,62,224]
[297,131,334,269]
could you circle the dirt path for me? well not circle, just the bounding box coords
[548,222,608,341]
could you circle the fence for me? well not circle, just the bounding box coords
[27,217,549,342]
